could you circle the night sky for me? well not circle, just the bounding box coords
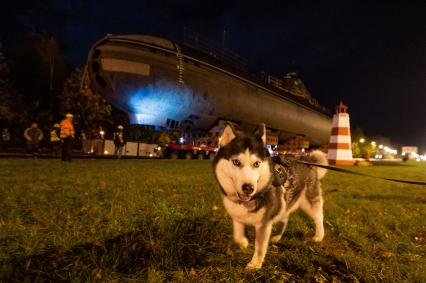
[1,0,425,150]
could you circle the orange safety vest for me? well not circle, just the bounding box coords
[60,119,75,138]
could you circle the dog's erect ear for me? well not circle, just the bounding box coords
[220,123,237,147]
[254,123,267,144]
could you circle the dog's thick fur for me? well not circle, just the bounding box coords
[212,123,328,269]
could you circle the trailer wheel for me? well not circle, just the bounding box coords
[185,151,193,159]
[208,152,216,160]
[197,152,205,160]
[170,151,179,159]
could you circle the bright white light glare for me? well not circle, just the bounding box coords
[104,150,108,154]
[359,138,365,143]
[149,153,153,157]
[411,152,419,158]
[179,137,185,143]
[371,141,376,146]
[128,79,194,126]
[379,144,383,149]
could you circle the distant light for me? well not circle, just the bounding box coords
[371,141,376,146]
[149,153,153,157]
[301,148,305,152]
[179,137,185,143]
[104,150,108,154]
[379,144,383,149]
[359,138,365,143]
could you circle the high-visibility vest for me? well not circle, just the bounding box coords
[115,132,124,143]
[60,119,75,138]
[50,130,61,142]
[114,132,125,146]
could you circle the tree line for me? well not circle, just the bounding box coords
[0,33,112,145]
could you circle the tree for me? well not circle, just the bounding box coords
[0,45,25,123]
[351,127,377,159]
[11,32,71,115]
[58,67,112,133]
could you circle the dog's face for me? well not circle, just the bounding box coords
[213,123,272,202]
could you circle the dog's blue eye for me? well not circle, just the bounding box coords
[232,159,241,166]
[253,161,261,168]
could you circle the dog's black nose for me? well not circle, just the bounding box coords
[242,183,254,194]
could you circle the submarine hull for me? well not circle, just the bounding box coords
[87,35,332,145]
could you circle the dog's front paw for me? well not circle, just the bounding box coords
[235,237,249,249]
[311,235,324,242]
[245,260,262,270]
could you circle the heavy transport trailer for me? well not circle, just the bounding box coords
[85,34,332,157]
[164,143,217,160]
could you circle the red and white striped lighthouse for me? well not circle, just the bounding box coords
[328,101,354,165]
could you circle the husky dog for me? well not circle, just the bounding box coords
[212,123,328,269]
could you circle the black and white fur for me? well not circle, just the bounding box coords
[212,123,328,269]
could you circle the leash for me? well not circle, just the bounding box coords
[272,156,426,186]
[299,160,426,186]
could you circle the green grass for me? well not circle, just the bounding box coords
[0,159,425,282]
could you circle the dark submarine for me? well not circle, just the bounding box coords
[86,34,332,146]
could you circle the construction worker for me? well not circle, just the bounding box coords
[60,113,75,161]
[113,125,126,159]
[23,122,43,158]
[50,123,61,158]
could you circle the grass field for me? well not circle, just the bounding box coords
[0,159,425,282]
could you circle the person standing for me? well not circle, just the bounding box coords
[60,113,75,161]
[50,123,62,158]
[1,128,11,152]
[113,125,126,159]
[23,122,44,158]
